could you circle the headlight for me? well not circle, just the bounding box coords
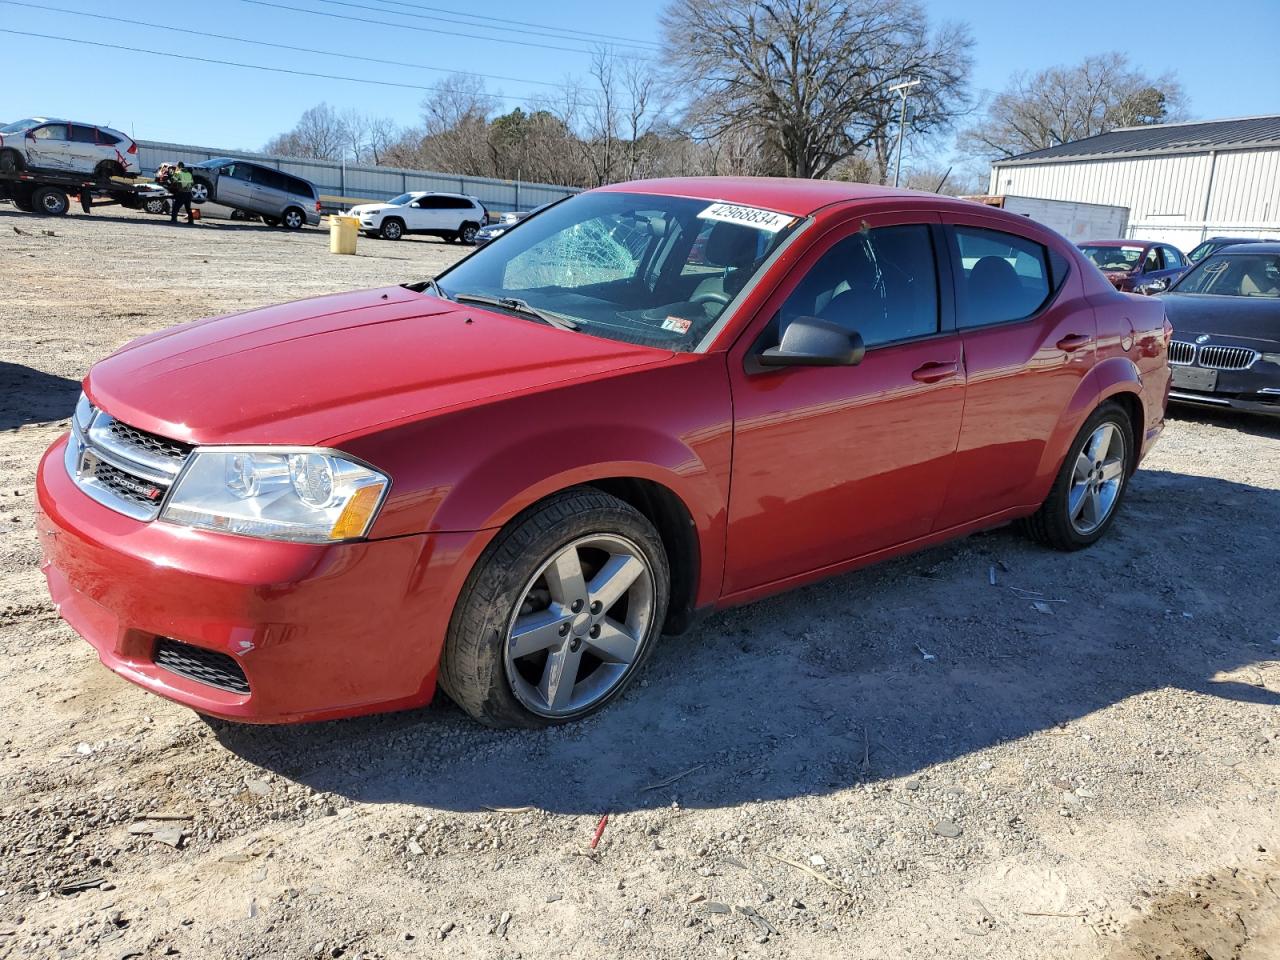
[73,392,95,432]
[161,448,389,543]
[487,228,506,237]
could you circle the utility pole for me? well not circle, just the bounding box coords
[889,78,923,188]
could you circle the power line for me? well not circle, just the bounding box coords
[334,0,664,49]
[0,28,570,103]
[239,0,655,60]
[309,0,662,51]
[4,0,571,90]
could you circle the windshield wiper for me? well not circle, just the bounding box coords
[405,277,450,300]
[453,292,580,331]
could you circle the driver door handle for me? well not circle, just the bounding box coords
[911,360,960,383]
[1056,334,1093,352]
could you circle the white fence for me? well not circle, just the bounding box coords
[136,140,580,214]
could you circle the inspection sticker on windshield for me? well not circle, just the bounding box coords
[662,316,693,334]
[698,202,795,233]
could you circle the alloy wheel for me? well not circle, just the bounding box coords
[190,182,209,203]
[461,224,478,244]
[503,534,655,719]
[1067,422,1126,535]
[284,209,303,229]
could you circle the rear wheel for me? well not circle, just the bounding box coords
[0,149,23,174]
[379,218,404,240]
[440,488,669,728]
[1021,401,1134,551]
[94,160,124,180]
[32,186,70,216]
[11,186,35,212]
[282,207,305,230]
[190,179,211,204]
[262,216,279,227]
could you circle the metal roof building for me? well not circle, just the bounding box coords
[988,115,1280,250]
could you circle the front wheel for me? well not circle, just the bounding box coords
[1021,401,1134,551]
[440,488,670,728]
[190,180,211,204]
[379,218,404,240]
[0,149,23,174]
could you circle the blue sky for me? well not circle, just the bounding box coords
[1,0,1276,160]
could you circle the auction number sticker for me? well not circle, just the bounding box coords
[697,202,795,233]
[662,316,693,334]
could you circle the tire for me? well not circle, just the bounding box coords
[459,221,479,245]
[379,218,404,241]
[190,179,211,204]
[1020,401,1135,551]
[143,198,169,216]
[262,216,279,227]
[440,487,670,729]
[282,207,305,230]
[0,149,23,174]
[95,160,124,180]
[32,186,70,216]
[12,187,34,212]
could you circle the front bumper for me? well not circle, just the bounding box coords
[35,434,475,723]
[1169,389,1280,417]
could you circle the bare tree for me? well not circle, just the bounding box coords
[661,0,974,179]
[263,103,348,160]
[339,110,401,165]
[960,53,1188,161]
[417,74,497,177]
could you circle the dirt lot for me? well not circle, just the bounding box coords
[1,205,1278,960]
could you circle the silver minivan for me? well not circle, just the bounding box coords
[188,158,321,228]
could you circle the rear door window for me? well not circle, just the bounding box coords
[951,226,1053,328]
[69,125,98,144]
[1162,246,1184,269]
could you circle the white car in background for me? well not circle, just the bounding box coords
[346,191,487,243]
[0,118,140,179]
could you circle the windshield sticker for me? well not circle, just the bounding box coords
[697,202,795,233]
[662,316,693,334]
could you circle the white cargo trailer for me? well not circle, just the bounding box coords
[963,195,1130,242]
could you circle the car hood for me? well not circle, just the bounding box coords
[348,203,396,217]
[1161,293,1280,347]
[85,286,673,446]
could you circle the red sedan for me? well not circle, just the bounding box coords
[36,179,1172,728]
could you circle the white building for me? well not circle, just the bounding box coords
[989,114,1280,251]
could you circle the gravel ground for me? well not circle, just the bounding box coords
[1,205,1278,960]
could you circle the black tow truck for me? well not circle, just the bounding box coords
[0,168,170,217]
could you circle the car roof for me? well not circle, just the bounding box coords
[596,177,931,217]
[1079,239,1151,248]
[1213,242,1280,254]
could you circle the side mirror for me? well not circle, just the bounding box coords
[1139,277,1169,295]
[759,316,865,368]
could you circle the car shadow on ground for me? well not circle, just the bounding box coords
[0,362,80,430]
[212,467,1280,814]
[1167,403,1280,440]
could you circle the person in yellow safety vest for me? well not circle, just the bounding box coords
[169,162,195,226]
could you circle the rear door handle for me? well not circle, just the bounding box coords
[911,360,960,383]
[1056,334,1093,352]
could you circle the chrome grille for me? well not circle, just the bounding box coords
[66,401,189,521]
[1168,340,1195,365]
[1198,345,1257,370]
[107,420,190,462]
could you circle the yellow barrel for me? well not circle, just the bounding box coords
[329,214,359,255]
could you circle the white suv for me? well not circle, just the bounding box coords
[347,191,487,243]
[0,118,140,179]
